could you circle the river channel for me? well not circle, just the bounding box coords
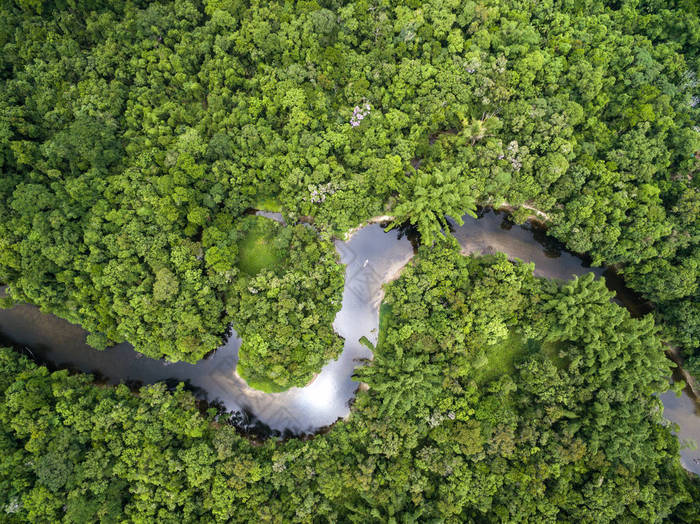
[0,209,697,473]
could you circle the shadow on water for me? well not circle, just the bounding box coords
[0,210,697,471]
[390,220,421,251]
[660,366,700,474]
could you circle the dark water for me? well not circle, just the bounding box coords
[0,223,417,437]
[660,368,700,474]
[0,210,697,472]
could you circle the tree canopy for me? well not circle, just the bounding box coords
[230,216,344,390]
[1,0,698,371]
[1,250,698,522]
[0,0,698,517]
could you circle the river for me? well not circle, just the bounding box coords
[0,209,697,472]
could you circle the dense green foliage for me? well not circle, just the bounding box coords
[231,216,344,390]
[1,252,698,522]
[1,0,698,370]
[1,0,698,519]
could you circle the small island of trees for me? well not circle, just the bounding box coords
[0,0,698,521]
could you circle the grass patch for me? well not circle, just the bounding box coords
[253,197,283,213]
[541,339,568,370]
[237,217,285,276]
[236,362,290,393]
[475,331,529,384]
[475,332,569,385]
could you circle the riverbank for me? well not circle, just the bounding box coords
[0,210,698,474]
[666,345,700,399]
[342,214,395,241]
[494,201,551,224]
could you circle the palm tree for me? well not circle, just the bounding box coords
[387,167,477,245]
[461,113,502,145]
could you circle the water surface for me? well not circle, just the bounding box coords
[0,210,697,472]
